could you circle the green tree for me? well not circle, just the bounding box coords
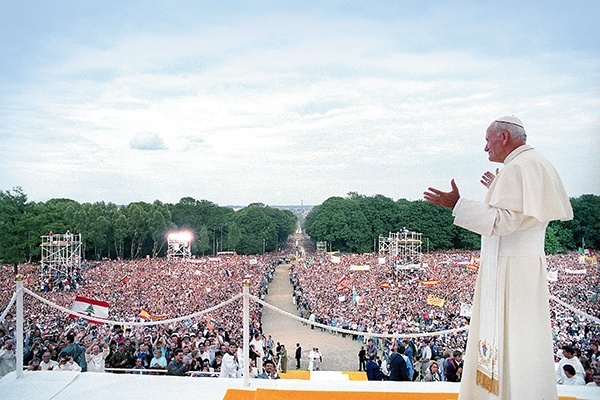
[197,225,211,255]
[567,194,600,250]
[0,187,35,267]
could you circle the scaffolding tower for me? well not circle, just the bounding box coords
[40,232,82,291]
[316,241,327,252]
[378,228,423,265]
[167,232,192,259]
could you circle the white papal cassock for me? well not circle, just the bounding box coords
[452,145,573,400]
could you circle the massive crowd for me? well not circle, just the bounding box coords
[289,236,600,384]
[0,252,284,377]
[0,235,599,385]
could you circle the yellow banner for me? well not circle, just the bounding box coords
[427,295,445,307]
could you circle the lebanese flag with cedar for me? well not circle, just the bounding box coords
[70,296,109,324]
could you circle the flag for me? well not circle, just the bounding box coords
[380,281,390,289]
[150,313,169,321]
[337,284,348,291]
[225,269,233,277]
[423,280,439,286]
[352,286,358,303]
[119,275,129,284]
[467,254,479,271]
[139,309,151,320]
[337,275,348,290]
[70,296,109,324]
[206,314,218,330]
[427,295,445,307]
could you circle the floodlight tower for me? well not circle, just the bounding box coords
[167,231,193,259]
[40,231,82,290]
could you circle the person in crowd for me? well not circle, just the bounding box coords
[422,360,442,382]
[418,339,432,380]
[55,354,82,372]
[366,355,382,381]
[388,344,410,381]
[60,333,88,372]
[587,369,600,386]
[358,346,366,372]
[557,345,586,384]
[277,343,288,373]
[131,357,148,375]
[424,115,573,399]
[249,333,265,372]
[445,350,463,383]
[561,364,585,385]
[167,348,192,376]
[308,347,317,371]
[40,351,59,370]
[295,343,302,369]
[401,339,415,381]
[257,359,280,379]
[313,348,322,371]
[366,338,377,360]
[85,337,110,373]
[219,342,239,378]
[27,358,42,371]
[149,348,167,369]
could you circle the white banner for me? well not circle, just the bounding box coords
[350,265,370,271]
[565,268,587,275]
[460,303,472,317]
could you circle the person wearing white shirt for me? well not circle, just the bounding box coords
[561,364,585,385]
[40,351,59,371]
[55,354,82,372]
[556,345,585,384]
[219,342,239,378]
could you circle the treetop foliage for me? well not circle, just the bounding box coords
[304,192,598,254]
[0,187,297,264]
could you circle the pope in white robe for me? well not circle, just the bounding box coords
[424,116,572,400]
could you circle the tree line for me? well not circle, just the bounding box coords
[304,192,600,254]
[0,187,297,265]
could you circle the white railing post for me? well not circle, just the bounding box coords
[242,281,250,387]
[16,274,24,379]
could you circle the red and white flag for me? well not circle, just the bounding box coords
[70,296,109,324]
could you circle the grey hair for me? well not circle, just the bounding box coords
[490,121,527,142]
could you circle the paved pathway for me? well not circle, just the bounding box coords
[261,262,364,372]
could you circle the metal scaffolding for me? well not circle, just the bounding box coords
[316,241,327,252]
[378,228,423,265]
[40,232,82,291]
[167,234,192,259]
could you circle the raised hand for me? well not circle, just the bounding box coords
[423,179,460,209]
[480,168,499,188]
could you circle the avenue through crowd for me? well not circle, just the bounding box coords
[0,236,599,386]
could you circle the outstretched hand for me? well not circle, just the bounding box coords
[480,168,499,188]
[423,179,460,209]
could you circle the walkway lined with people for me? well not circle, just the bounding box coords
[261,260,361,371]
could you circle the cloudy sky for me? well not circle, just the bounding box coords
[1,1,598,207]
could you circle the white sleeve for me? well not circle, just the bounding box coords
[453,198,528,237]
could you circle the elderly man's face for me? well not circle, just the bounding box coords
[484,126,507,163]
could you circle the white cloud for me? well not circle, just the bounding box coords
[129,132,167,151]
